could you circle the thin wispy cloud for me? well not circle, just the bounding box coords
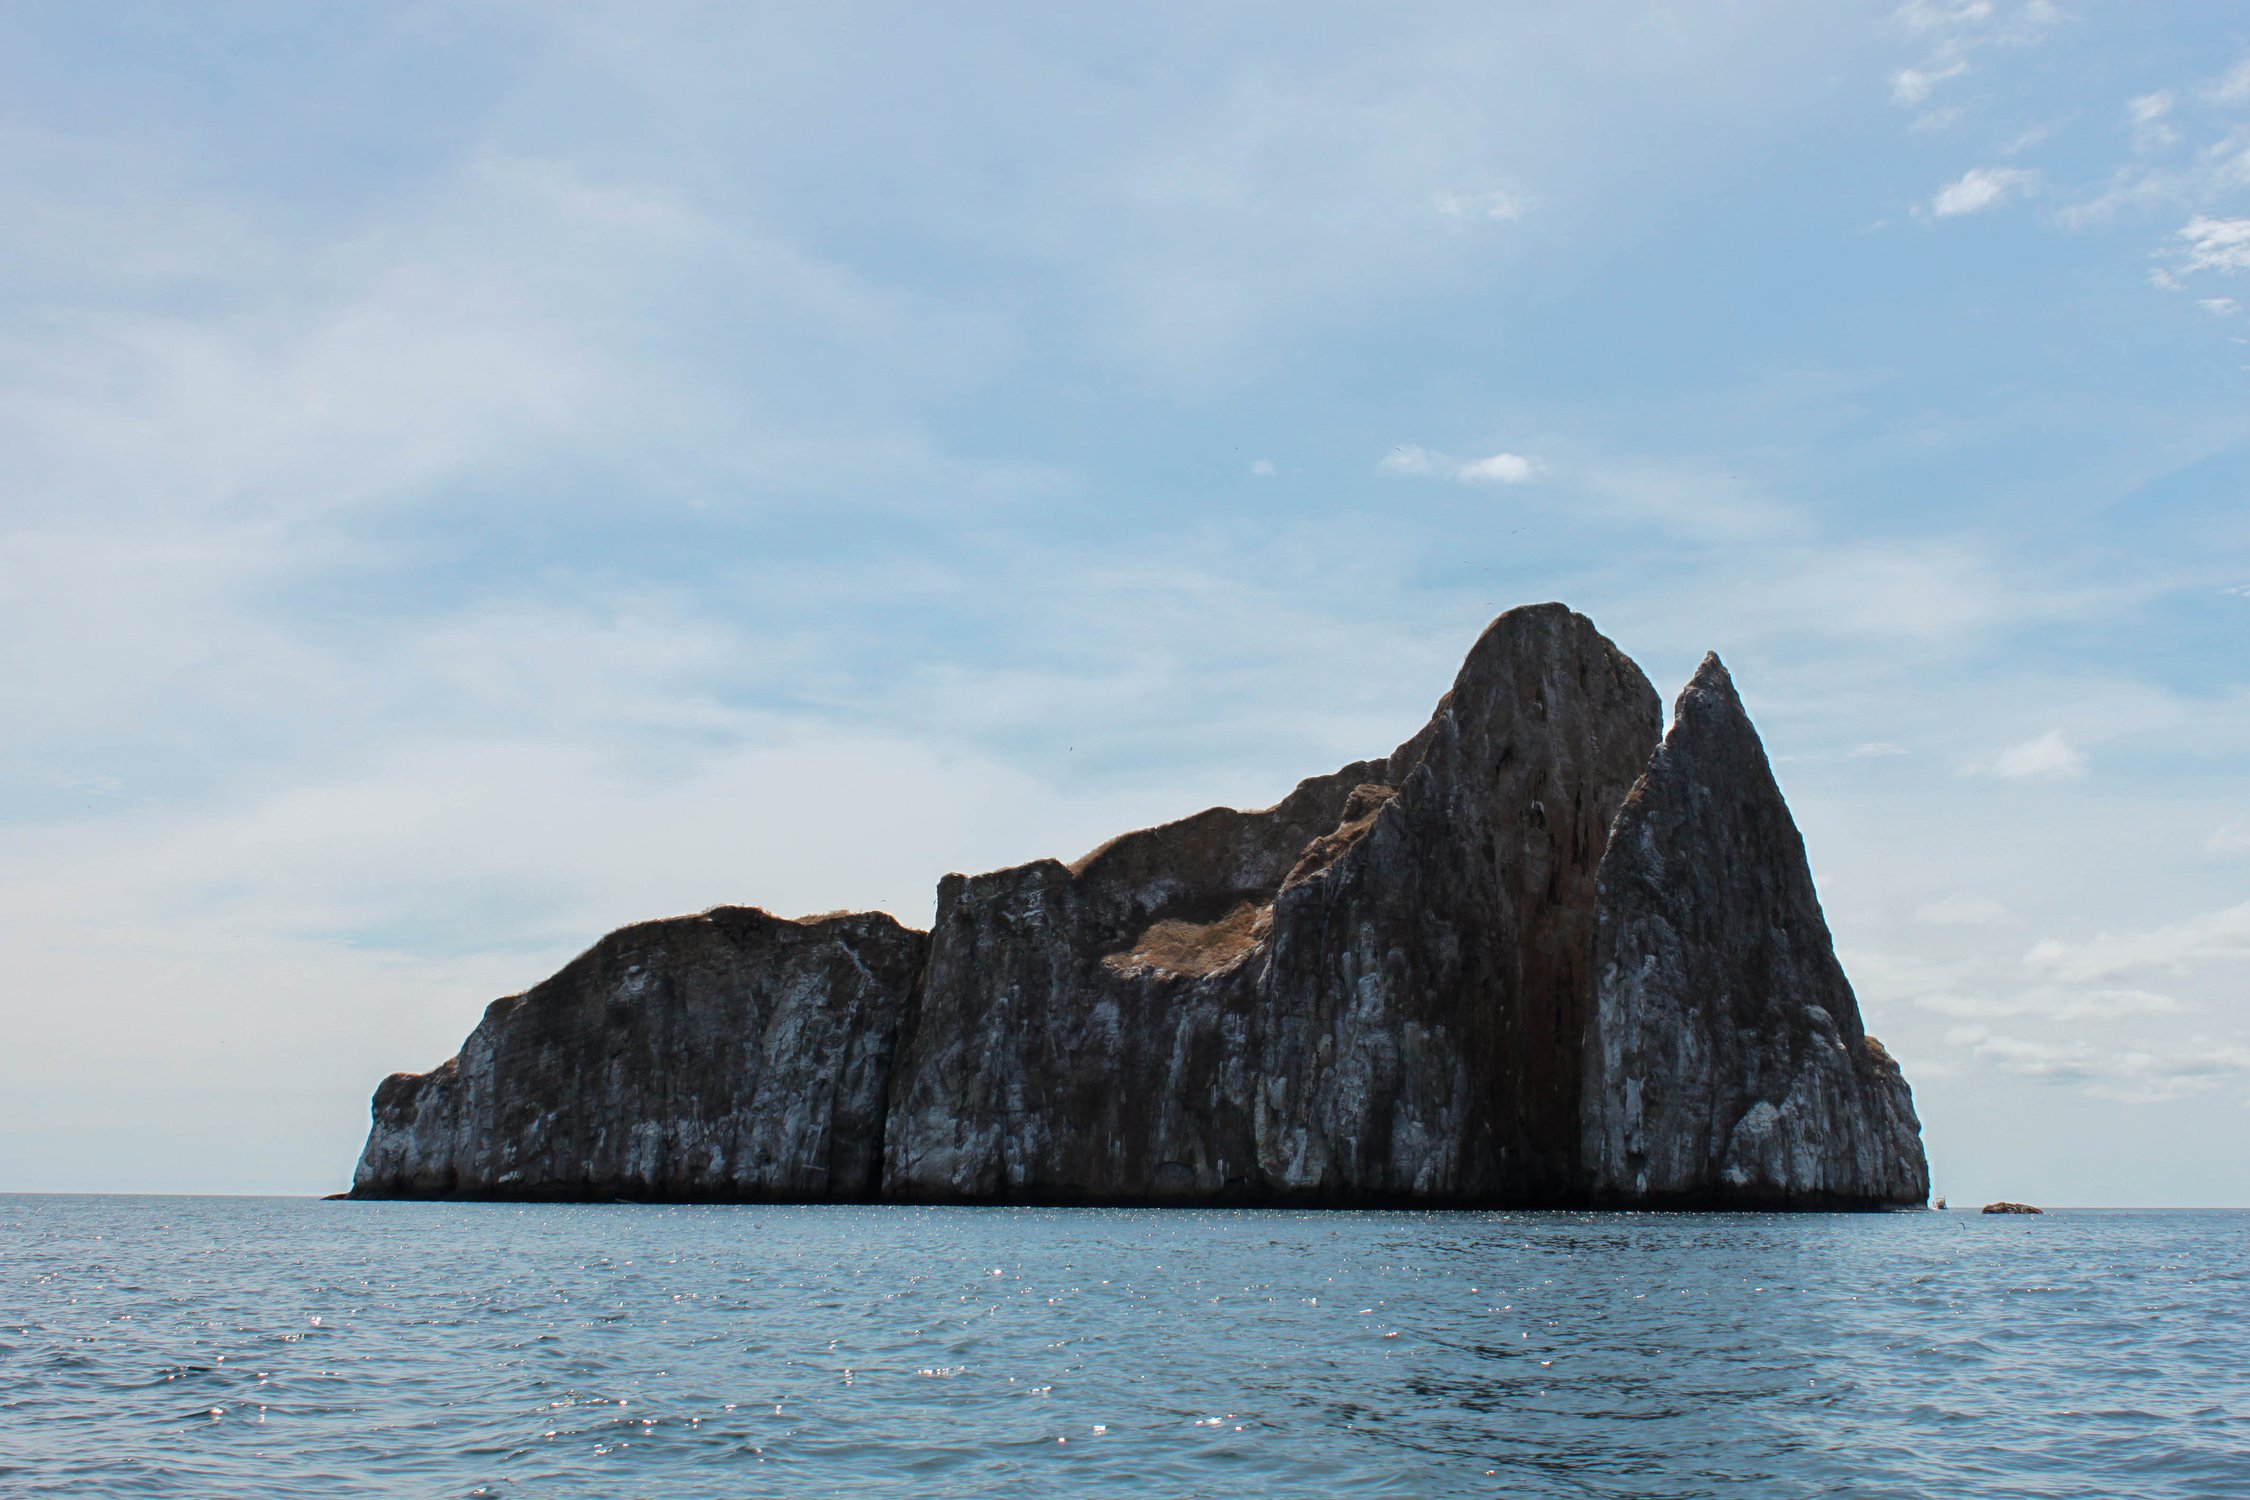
[1945,1024,2250,1103]
[1985,46,2250,341]
[2129,91,2180,152]
[1896,1,1995,33]
[1894,60,1968,108]
[1380,445,1537,484]
[2020,899,2250,990]
[1989,729,2089,780]
[1997,121,2057,156]
[1887,0,2059,125]
[2175,216,2250,276]
[1930,165,2039,216]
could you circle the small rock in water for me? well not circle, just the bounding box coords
[1981,1200,2042,1215]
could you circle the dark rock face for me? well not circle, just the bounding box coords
[1581,656,1929,1207]
[350,605,1929,1209]
[350,907,924,1200]
[883,604,1662,1203]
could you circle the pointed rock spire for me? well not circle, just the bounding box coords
[1582,653,1928,1205]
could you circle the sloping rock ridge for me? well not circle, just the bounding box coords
[350,604,1928,1208]
[353,907,924,1200]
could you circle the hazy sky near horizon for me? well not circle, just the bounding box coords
[2,2,2246,1204]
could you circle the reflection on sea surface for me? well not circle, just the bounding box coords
[1,1198,2243,1497]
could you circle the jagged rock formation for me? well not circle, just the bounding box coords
[882,605,1659,1203]
[350,604,1928,1208]
[1581,656,1929,1207]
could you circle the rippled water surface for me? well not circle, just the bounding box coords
[2,1198,2244,1498]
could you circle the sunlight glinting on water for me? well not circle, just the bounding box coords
[2,1198,2245,1498]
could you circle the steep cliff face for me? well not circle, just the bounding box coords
[881,603,1661,1203]
[348,604,1929,1208]
[350,907,924,1200]
[1581,655,1929,1206]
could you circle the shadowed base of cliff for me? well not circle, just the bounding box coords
[347,605,1930,1211]
[344,1184,1922,1211]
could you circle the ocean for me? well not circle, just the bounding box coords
[1,1197,2242,1498]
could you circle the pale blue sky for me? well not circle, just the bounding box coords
[2,2,2245,1203]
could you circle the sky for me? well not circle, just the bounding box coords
[2,1,2246,1205]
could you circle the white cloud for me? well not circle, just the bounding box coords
[1999,121,2057,155]
[1894,60,1969,107]
[2177,216,2250,276]
[2024,898,2250,983]
[1897,1,1995,33]
[1850,741,1910,758]
[1249,458,1277,477]
[1945,1025,2250,1102]
[2209,820,2250,854]
[1381,445,1536,484]
[1381,443,1446,476]
[1992,729,2088,780]
[2130,91,2180,151]
[1888,0,2057,113]
[2200,297,2241,315]
[2058,119,2250,233]
[1456,452,1535,484]
[2129,91,2176,124]
[1930,165,2040,216]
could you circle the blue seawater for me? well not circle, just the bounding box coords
[1,1198,2243,1498]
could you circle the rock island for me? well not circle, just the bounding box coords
[348,604,1929,1209]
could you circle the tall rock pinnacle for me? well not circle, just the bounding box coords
[1581,654,1928,1206]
